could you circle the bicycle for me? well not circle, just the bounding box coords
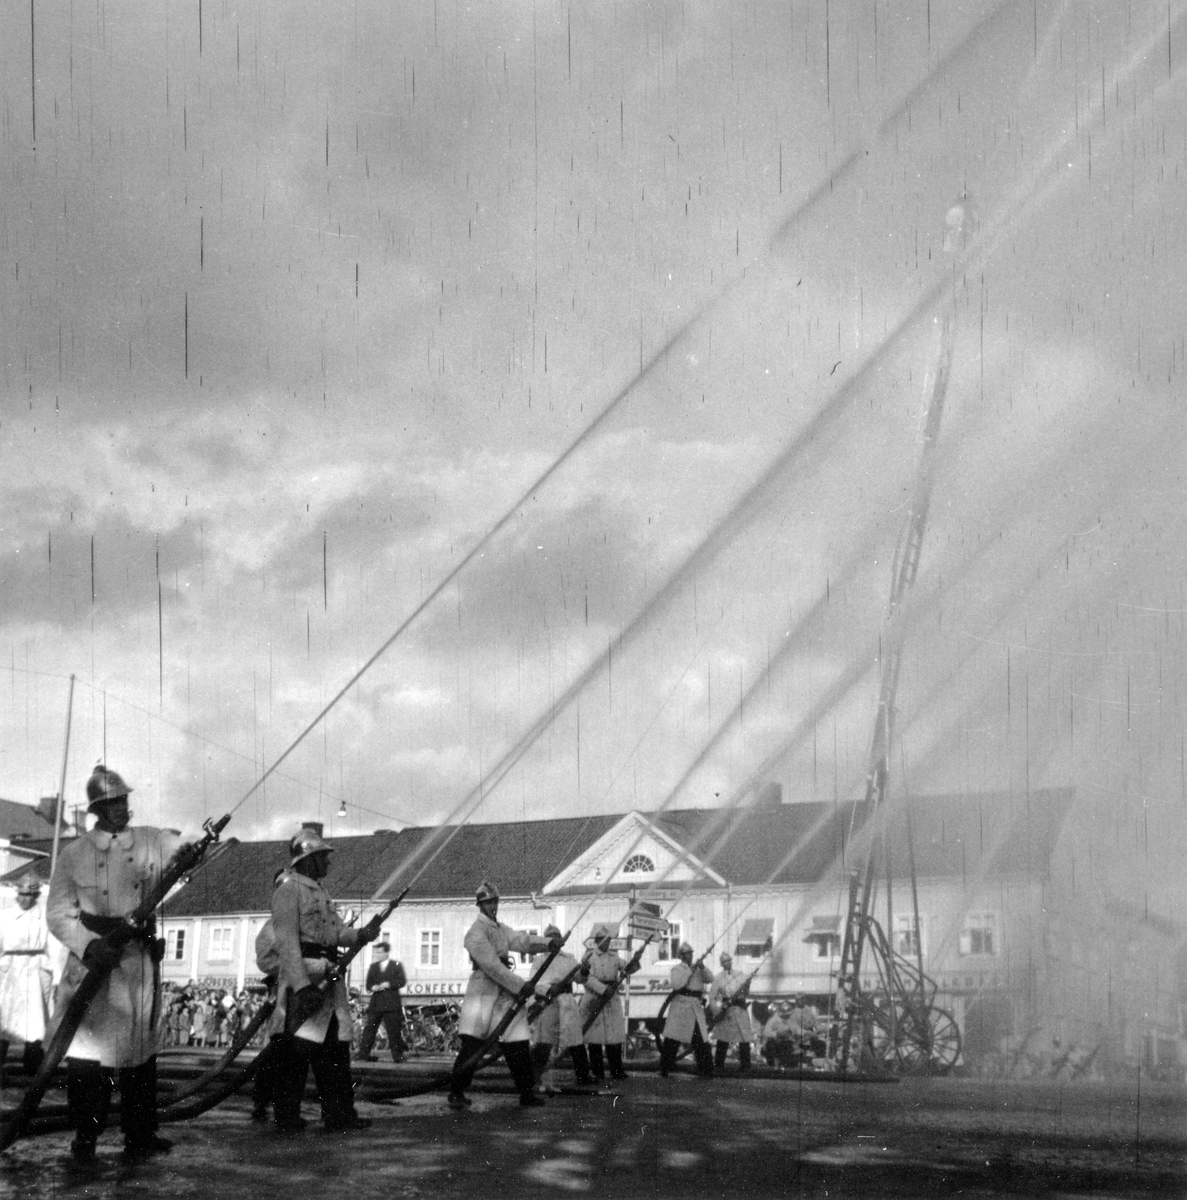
[405,1005,449,1055]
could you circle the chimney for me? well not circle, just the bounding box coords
[754,782,783,808]
[35,796,65,829]
[301,821,325,837]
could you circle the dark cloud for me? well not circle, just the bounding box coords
[0,499,204,627]
[263,474,439,594]
[406,475,690,658]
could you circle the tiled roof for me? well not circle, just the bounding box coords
[162,789,1073,917]
[654,788,1075,887]
[163,814,620,916]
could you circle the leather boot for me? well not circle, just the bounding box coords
[67,1059,114,1160]
[568,1045,595,1085]
[586,1043,605,1081]
[22,1040,44,1076]
[659,1038,680,1077]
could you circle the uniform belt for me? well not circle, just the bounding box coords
[300,942,339,963]
[79,911,154,941]
[469,955,516,971]
[0,949,44,956]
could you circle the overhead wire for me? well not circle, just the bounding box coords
[0,665,370,822]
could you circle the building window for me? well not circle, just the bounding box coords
[622,854,655,875]
[958,913,997,957]
[419,929,441,968]
[892,914,925,958]
[166,928,187,961]
[208,926,234,962]
[736,918,775,958]
[806,932,840,960]
[657,921,683,962]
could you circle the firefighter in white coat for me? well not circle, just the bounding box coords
[579,922,635,1082]
[448,880,556,1109]
[660,942,714,1076]
[271,828,375,1132]
[530,923,594,1092]
[46,765,181,1161]
[0,877,53,1078]
[707,951,754,1072]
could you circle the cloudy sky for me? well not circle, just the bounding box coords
[2,1,1185,913]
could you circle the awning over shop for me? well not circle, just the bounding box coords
[735,918,774,956]
[807,914,841,931]
[803,913,842,945]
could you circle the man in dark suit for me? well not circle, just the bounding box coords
[355,942,407,1063]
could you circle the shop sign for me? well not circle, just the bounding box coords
[404,979,467,997]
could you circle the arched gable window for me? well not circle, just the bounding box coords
[622,853,655,875]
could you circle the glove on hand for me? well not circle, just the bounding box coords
[163,843,196,875]
[83,938,124,972]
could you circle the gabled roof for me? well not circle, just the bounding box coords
[542,811,728,893]
[161,788,1074,918]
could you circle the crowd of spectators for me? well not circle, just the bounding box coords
[159,984,272,1050]
[157,984,395,1055]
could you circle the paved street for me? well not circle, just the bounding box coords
[1,1065,1183,1199]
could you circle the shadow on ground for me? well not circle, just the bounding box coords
[1,1073,1183,1198]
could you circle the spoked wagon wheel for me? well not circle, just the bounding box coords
[865,997,908,1067]
[919,1007,961,1074]
[890,1004,961,1075]
[866,999,961,1074]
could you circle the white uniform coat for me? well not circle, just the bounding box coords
[662,960,712,1044]
[457,912,549,1043]
[271,871,361,1044]
[579,947,628,1045]
[0,901,52,1043]
[530,950,584,1050]
[46,826,179,1068]
[708,968,754,1043]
